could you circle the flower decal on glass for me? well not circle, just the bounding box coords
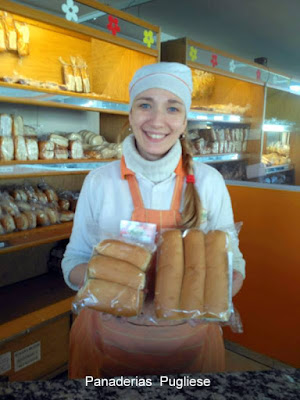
[256,69,261,80]
[229,59,236,72]
[189,46,198,62]
[143,30,154,48]
[107,15,120,36]
[211,54,218,67]
[61,0,79,22]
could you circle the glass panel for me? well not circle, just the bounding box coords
[9,0,157,49]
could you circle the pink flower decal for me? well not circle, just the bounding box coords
[107,15,120,36]
[211,54,218,67]
[256,69,261,80]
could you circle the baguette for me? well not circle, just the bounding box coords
[88,254,146,290]
[204,230,229,318]
[77,278,143,317]
[179,230,206,316]
[154,229,184,319]
[95,239,151,272]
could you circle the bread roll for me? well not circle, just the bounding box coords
[60,210,74,222]
[58,198,70,211]
[1,214,16,233]
[45,208,59,224]
[0,137,14,160]
[155,230,184,319]
[95,239,151,272]
[1,200,19,216]
[69,140,83,159]
[180,230,206,316]
[35,209,50,226]
[15,201,31,212]
[204,230,229,318]
[23,211,37,229]
[14,213,29,231]
[77,278,143,317]
[34,188,48,204]
[88,255,146,290]
[44,188,58,202]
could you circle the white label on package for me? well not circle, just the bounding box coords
[14,341,41,372]
[120,220,157,244]
[0,352,11,374]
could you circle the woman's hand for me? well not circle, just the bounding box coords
[232,270,244,297]
[69,263,88,289]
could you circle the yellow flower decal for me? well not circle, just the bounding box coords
[143,30,154,48]
[189,46,198,62]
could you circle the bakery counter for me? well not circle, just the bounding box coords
[1,369,299,399]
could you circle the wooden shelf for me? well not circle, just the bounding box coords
[0,272,74,342]
[0,222,73,254]
[0,158,117,166]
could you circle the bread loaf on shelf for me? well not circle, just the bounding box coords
[77,278,144,317]
[14,136,28,160]
[25,137,38,160]
[0,137,14,160]
[12,115,24,136]
[38,141,54,160]
[69,140,83,159]
[88,255,146,290]
[60,210,74,222]
[155,230,184,319]
[95,239,152,272]
[14,212,29,231]
[0,114,13,137]
[0,214,16,233]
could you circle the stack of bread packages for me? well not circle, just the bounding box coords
[155,229,232,322]
[75,239,154,317]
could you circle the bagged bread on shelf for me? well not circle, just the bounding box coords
[25,137,38,160]
[69,139,83,159]
[71,56,83,93]
[0,114,13,137]
[3,12,17,51]
[12,115,24,136]
[38,140,54,160]
[49,133,69,148]
[154,228,233,322]
[0,17,6,52]
[38,183,59,203]
[77,57,90,93]
[68,132,82,141]
[14,20,30,57]
[73,237,154,317]
[54,145,69,159]
[60,210,74,222]
[0,212,16,233]
[0,137,14,160]
[60,57,75,92]
[24,125,37,137]
[13,211,29,231]
[14,136,28,160]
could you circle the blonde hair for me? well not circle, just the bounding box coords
[180,135,202,228]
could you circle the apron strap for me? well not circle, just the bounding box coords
[126,174,144,209]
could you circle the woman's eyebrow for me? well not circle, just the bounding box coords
[168,99,184,105]
[135,97,153,102]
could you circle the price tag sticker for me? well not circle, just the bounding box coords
[120,220,157,245]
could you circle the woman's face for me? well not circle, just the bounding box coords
[129,88,187,161]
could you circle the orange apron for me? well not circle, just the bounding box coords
[69,157,225,379]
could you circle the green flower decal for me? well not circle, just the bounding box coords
[143,30,154,48]
[189,46,198,62]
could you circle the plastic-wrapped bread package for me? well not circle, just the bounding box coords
[12,115,24,136]
[60,57,75,91]
[77,58,90,93]
[37,183,59,203]
[0,114,13,137]
[38,140,54,160]
[54,145,69,159]
[71,57,83,93]
[0,17,6,52]
[154,228,234,323]
[3,12,17,51]
[25,137,39,160]
[69,140,83,159]
[14,20,30,57]
[14,136,28,160]
[73,237,155,317]
[0,137,14,160]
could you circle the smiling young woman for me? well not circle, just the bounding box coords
[62,62,246,379]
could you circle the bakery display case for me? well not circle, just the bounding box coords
[161,37,265,180]
[0,0,160,381]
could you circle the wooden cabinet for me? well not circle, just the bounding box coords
[0,0,160,380]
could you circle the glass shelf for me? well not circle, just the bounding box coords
[193,153,247,164]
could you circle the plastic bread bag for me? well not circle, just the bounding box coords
[153,227,238,324]
[0,16,6,52]
[14,20,30,57]
[59,57,75,92]
[70,56,83,93]
[72,234,156,318]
